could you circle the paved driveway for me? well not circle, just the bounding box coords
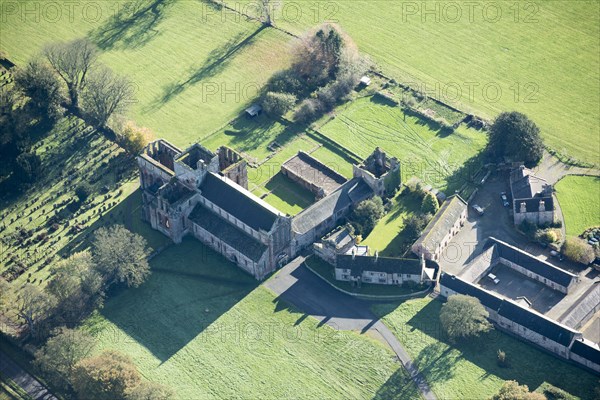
[265,258,437,400]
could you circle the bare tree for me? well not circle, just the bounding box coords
[44,38,98,109]
[12,284,56,338]
[82,66,135,129]
[259,0,278,26]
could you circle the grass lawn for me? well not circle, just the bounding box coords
[372,297,598,400]
[261,172,314,216]
[83,238,421,399]
[362,190,422,257]
[555,175,600,236]
[226,0,600,166]
[319,96,487,193]
[0,0,293,148]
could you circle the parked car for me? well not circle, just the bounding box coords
[500,192,509,207]
[549,250,564,261]
[487,273,500,284]
[472,204,484,216]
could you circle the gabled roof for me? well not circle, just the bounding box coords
[510,166,549,199]
[189,204,267,262]
[200,173,281,232]
[497,300,577,347]
[292,178,373,234]
[486,237,576,287]
[570,340,600,364]
[439,273,504,311]
[337,254,422,276]
[413,195,467,251]
[514,197,554,214]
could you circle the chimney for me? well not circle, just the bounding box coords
[375,250,379,262]
[539,200,545,212]
[520,202,527,213]
[352,248,356,260]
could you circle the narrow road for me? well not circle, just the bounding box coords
[266,257,436,400]
[0,350,56,400]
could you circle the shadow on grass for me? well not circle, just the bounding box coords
[90,0,176,50]
[97,237,259,362]
[264,173,314,209]
[375,298,598,399]
[148,25,266,109]
[373,367,422,400]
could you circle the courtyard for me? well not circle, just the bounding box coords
[478,263,565,314]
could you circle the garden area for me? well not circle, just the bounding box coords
[555,175,600,236]
[372,297,598,400]
[82,238,421,399]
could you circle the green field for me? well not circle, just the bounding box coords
[373,297,598,400]
[555,175,600,236]
[83,238,420,399]
[225,0,600,166]
[0,0,293,148]
[319,96,487,192]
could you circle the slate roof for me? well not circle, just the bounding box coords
[336,254,422,276]
[510,166,550,199]
[486,237,576,288]
[413,195,467,251]
[292,178,373,234]
[497,300,577,347]
[439,273,504,311]
[200,173,280,232]
[570,340,600,365]
[514,197,554,214]
[188,204,267,262]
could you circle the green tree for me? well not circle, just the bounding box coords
[46,251,104,323]
[14,152,42,183]
[262,91,296,117]
[14,59,64,122]
[127,381,175,400]
[403,214,431,239]
[118,121,153,155]
[492,380,545,400]
[72,350,141,400]
[34,327,95,390]
[488,111,543,167]
[11,284,56,339]
[562,237,595,265]
[440,294,492,341]
[350,196,385,235]
[421,192,439,214]
[75,182,92,202]
[92,225,150,288]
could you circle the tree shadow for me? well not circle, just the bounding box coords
[89,0,177,50]
[373,367,422,400]
[147,25,266,109]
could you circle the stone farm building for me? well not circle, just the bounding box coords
[138,140,400,280]
[439,273,600,374]
[411,195,468,261]
[459,237,578,294]
[334,253,437,285]
[510,166,555,226]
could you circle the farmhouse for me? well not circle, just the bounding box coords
[281,151,347,199]
[411,195,468,261]
[510,166,555,226]
[439,273,600,373]
[461,237,577,294]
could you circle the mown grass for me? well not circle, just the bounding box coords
[372,297,598,400]
[319,96,487,193]
[555,175,600,236]
[225,0,600,166]
[362,190,423,257]
[0,0,293,148]
[83,238,420,399]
